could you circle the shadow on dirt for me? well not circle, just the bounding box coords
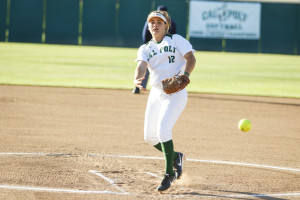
[189,95,300,107]
[181,190,288,200]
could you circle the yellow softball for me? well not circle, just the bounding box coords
[238,119,251,132]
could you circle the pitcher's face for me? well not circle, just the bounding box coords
[148,17,167,37]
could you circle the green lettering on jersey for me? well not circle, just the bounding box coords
[168,55,175,63]
[148,44,176,61]
[148,52,152,60]
[164,46,168,52]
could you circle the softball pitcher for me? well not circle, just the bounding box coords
[134,11,196,192]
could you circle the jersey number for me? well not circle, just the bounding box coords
[168,56,175,63]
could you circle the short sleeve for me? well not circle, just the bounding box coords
[173,34,195,56]
[135,44,148,63]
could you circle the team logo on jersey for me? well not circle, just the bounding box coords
[160,46,176,54]
[147,50,157,61]
[147,45,176,61]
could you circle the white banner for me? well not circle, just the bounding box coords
[189,1,261,39]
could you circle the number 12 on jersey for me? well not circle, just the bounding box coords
[168,56,175,63]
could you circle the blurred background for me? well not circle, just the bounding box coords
[0,0,299,55]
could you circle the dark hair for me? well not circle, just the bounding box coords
[157,5,168,12]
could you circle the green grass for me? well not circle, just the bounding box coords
[1,42,300,98]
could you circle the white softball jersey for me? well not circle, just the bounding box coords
[136,34,195,145]
[136,34,195,89]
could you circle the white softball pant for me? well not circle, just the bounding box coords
[144,86,187,145]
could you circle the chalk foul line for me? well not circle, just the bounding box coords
[101,154,300,173]
[0,152,299,198]
[145,172,162,179]
[0,184,299,198]
[0,184,132,195]
[2,152,299,173]
[88,170,126,193]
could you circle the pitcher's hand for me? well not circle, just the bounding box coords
[134,77,145,90]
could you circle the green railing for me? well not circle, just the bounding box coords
[0,0,299,55]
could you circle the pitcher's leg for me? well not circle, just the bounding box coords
[157,91,187,143]
[144,89,161,145]
[153,143,178,160]
[157,90,187,178]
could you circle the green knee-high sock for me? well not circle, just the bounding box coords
[161,140,175,175]
[154,143,178,160]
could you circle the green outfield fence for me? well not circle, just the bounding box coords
[0,0,299,55]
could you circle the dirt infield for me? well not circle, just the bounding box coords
[0,85,299,199]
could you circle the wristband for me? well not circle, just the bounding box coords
[184,72,190,77]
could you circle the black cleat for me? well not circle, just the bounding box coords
[157,173,177,192]
[132,87,140,94]
[173,152,184,179]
